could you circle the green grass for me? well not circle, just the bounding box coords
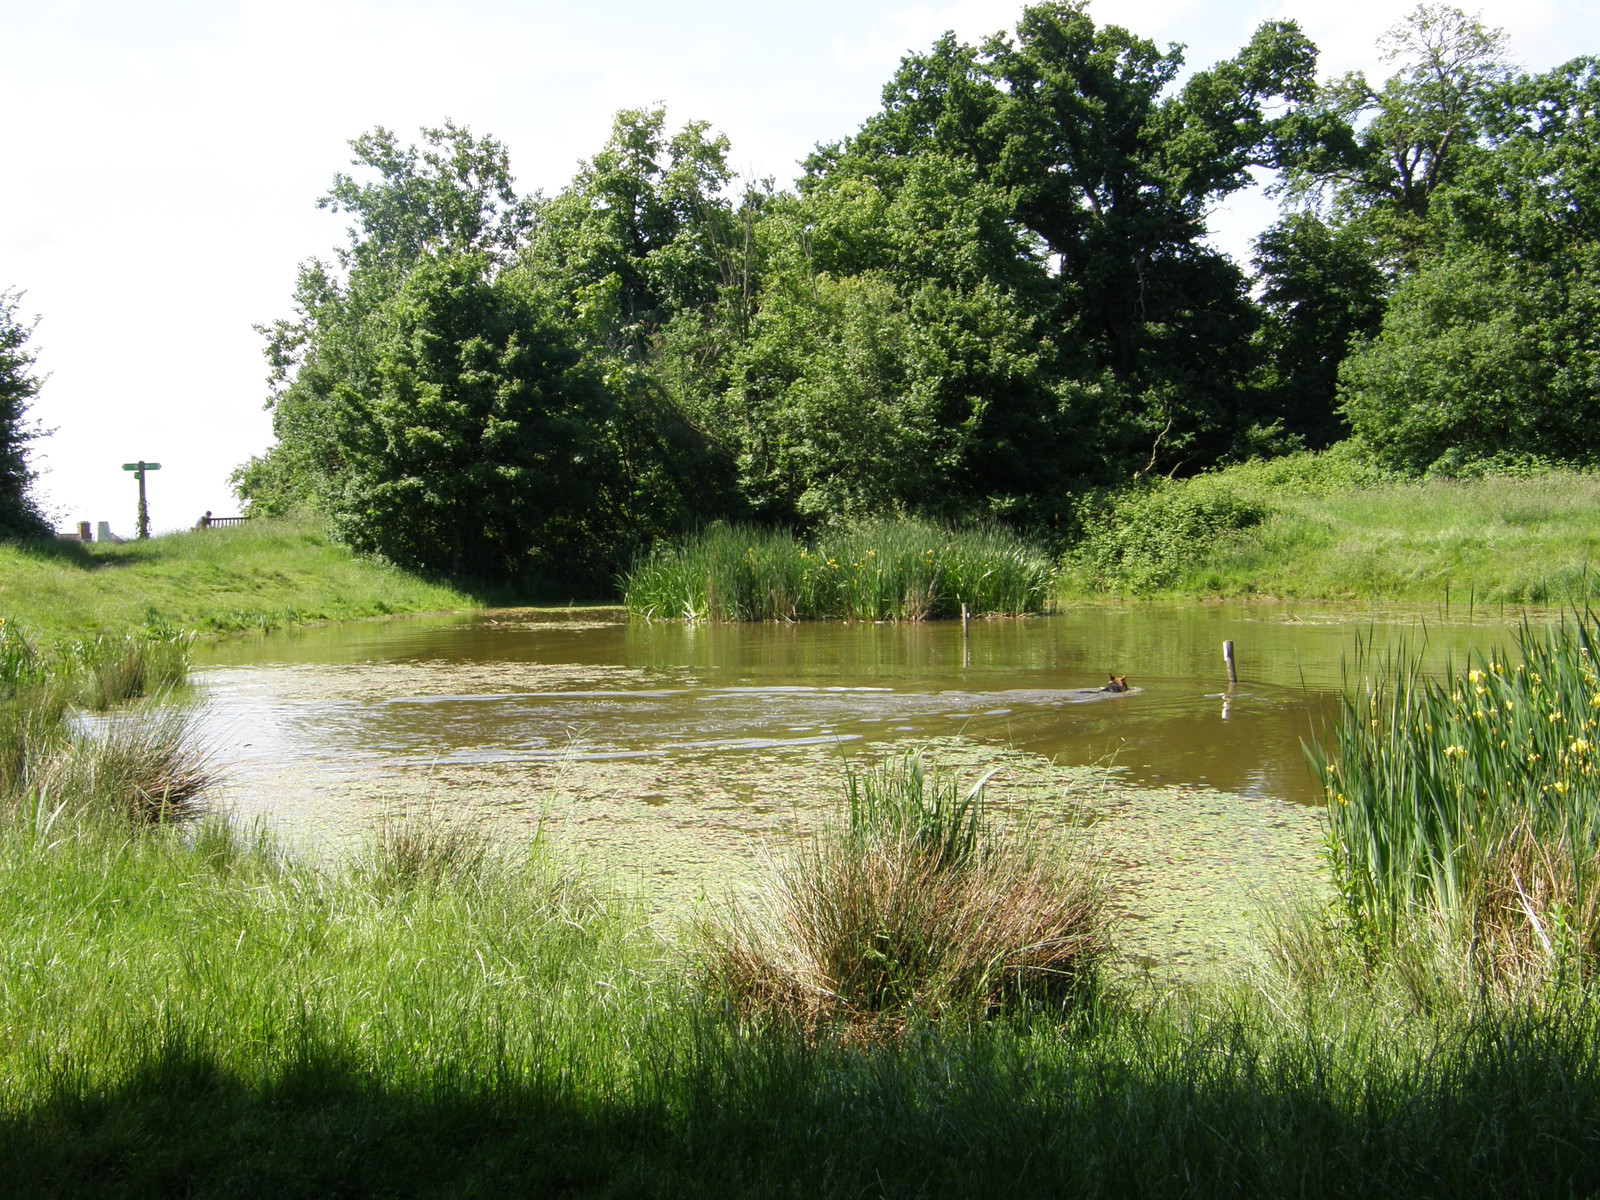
[2,661,1599,1194]
[4,809,1600,1196]
[1060,453,1600,606]
[625,519,1055,620]
[1310,616,1600,985]
[0,519,475,641]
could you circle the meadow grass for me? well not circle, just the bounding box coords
[625,519,1055,620]
[1061,454,1600,606]
[4,805,1600,1195]
[1310,615,1600,986]
[0,687,1598,1194]
[0,518,474,641]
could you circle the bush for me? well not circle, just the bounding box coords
[1067,477,1271,593]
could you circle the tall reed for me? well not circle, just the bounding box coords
[624,519,1055,621]
[1311,616,1600,981]
[0,618,207,826]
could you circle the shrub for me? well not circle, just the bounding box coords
[1068,476,1271,593]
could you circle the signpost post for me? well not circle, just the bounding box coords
[121,461,162,539]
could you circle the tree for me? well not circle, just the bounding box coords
[1283,4,1511,270]
[238,124,534,517]
[815,2,1323,478]
[0,290,49,540]
[323,252,618,581]
[1338,58,1600,470]
[1252,213,1387,448]
[522,108,737,365]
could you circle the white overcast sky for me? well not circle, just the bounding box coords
[4,0,1595,536]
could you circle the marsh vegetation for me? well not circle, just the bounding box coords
[624,520,1054,621]
[4,611,1600,1194]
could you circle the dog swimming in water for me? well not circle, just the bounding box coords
[1102,674,1129,693]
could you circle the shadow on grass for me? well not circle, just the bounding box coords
[3,537,101,568]
[7,1015,1600,1199]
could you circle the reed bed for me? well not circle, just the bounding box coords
[1312,616,1600,982]
[702,752,1113,1032]
[0,617,208,827]
[624,520,1055,621]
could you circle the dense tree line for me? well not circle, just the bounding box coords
[0,289,49,541]
[234,2,1600,584]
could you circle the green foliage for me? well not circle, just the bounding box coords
[321,251,620,581]
[1066,474,1274,593]
[1339,57,1600,472]
[623,520,1054,621]
[1252,214,1388,448]
[0,289,49,541]
[1283,4,1511,267]
[1312,617,1600,984]
[819,2,1322,480]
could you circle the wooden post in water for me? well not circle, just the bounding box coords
[961,603,970,639]
[961,603,971,668]
[1223,640,1237,686]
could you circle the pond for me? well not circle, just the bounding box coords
[190,602,1520,977]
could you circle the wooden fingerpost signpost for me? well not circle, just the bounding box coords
[122,461,161,540]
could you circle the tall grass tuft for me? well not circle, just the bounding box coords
[356,805,496,894]
[1,618,210,826]
[624,519,1055,621]
[1311,615,1600,985]
[58,629,192,710]
[702,752,1113,1032]
[43,705,216,826]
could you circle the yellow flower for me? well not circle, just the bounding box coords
[1572,738,1593,755]
[1550,711,1565,724]
[1444,744,1466,759]
[1468,669,1486,685]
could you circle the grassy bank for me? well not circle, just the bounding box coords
[0,519,474,641]
[1060,453,1600,606]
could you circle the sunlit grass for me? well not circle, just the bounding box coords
[0,518,474,640]
[701,752,1113,1032]
[625,520,1055,620]
[1060,456,1600,606]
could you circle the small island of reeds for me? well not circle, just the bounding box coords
[623,520,1056,621]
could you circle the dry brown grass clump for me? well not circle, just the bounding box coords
[357,805,496,893]
[1466,823,1600,991]
[702,754,1114,1034]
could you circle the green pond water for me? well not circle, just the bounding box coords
[190,602,1522,978]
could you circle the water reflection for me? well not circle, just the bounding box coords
[194,603,1521,809]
